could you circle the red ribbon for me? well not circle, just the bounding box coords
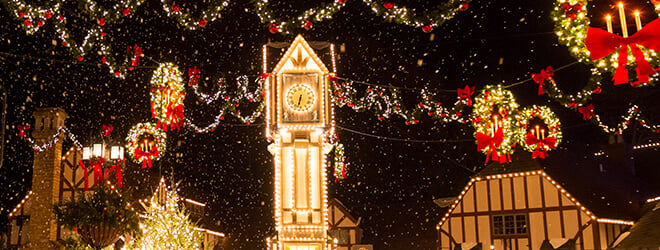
[135,146,159,169]
[17,124,29,137]
[260,72,270,80]
[561,3,582,20]
[78,157,105,190]
[189,66,200,86]
[166,103,184,130]
[457,85,475,106]
[127,44,142,67]
[525,133,556,159]
[578,104,594,120]
[476,127,504,163]
[101,124,113,137]
[585,18,660,85]
[531,66,553,95]
[104,159,124,188]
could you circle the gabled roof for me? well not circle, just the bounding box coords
[437,150,655,227]
[329,198,360,225]
[613,200,660,249]
[270,35,330,74]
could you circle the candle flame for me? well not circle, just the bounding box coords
[618,2,623,8]
[606,15,611,20]
[634,11,639,16]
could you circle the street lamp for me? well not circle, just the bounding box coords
[82,141,124,160]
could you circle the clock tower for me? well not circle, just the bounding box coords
[265,35,337,250]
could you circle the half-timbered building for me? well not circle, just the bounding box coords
[436,152,651,250]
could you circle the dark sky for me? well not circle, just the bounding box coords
[1,0,660,249]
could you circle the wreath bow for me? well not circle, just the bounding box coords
[476,127,505,163]
[525,133,557,159]
[457,85,475,106]
[166,103,184,130]
[585,18,660,85]
[531,66,553,95]
[101,124,113,137]
[188,66,200,86]
[578,104,594,120]
[17,125,29,137]
[134,146,159,169]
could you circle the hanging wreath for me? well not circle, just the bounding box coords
[160,0,230,29]
[551,0,660,86]
[255,0,346,33]
[150,63,185,131]
[362,0,471,32]
[126,122,166,168]
[517,105,562,159]
[472,85,519,163]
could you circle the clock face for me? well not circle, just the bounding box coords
[286,84,316,112]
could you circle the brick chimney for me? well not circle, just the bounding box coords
[602,134,635,176]
[25,108,67,249]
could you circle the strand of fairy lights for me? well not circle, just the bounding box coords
[6,0,146,78]
[24,126,83,152]
[159,0,230,30]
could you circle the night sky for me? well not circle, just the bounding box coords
[1,0,660,249]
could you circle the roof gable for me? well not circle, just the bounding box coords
[272,35,329,74]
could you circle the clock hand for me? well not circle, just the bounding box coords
[298,95,302,106]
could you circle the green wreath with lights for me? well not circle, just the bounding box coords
[472,85,519,162]
[551,0,660,86]
[517,105,562,159]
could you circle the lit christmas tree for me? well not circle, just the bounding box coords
[135,179,202,249]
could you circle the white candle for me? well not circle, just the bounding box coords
[606,15,613,33]
[618,2,628,37]
[634,11,642,31]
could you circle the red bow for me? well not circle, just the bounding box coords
[101,124,113,137]
[561,3,582,20]
[525,133,557,159]
[585,18,660,85]
[166,103,184,130]
[578,104,594,120]
[105,159,124,188]
[476,127,505,163]
[17,125,29,137]
[328,75,338,83]
[78,157,105,190]
[532,66,553,95]
[457,85,475,106]
[189,66,200,86]
[260,72,270,80]
[135,146,159,169]
[127,44,142,67]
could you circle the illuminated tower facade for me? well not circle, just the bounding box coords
[265,35,337,250]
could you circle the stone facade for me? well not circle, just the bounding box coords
[24,108,67,249]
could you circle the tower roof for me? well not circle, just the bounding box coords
[269,35,330,74]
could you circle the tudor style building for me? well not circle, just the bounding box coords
[436,153,641,250]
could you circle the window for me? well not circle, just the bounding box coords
[493,214,527,236]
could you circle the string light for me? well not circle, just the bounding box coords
[24,126,83,152]
[255,0,346,33]
[185,76,265,132]
[159,0,230,30]
[362,0,471,31]
[5,0,147,78]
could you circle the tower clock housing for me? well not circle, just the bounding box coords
[264,35,337,250]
